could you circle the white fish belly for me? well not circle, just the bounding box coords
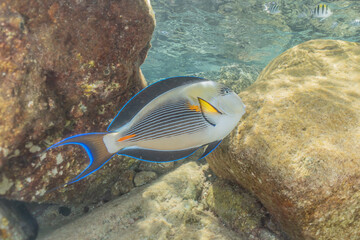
[103,113,242,153]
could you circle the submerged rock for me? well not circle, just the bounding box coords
[134,171,157,187]
[138,161,176,174]
[0,199,38,240]
[110,170,136,197]
[0,0,155,204]
[38,162,247,240]
[207,39,360,239]
[205,179,266,236]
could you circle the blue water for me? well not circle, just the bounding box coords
[141,0,360,83]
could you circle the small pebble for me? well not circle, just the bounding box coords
[134,171,157,187]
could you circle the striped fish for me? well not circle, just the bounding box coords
[264,2,280,14]
[47,76,246,189]
[351,19,360,26]
[311,4,332,18]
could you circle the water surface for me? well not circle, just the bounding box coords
[142,0,360,83]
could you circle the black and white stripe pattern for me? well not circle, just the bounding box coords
[126,101,208,142]
[107,77,207,132]
[264,1,280,14]
[312,4,332,18]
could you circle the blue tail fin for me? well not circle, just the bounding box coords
[46,132,115,192]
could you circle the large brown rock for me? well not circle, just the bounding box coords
[207,40,360,239]
[0,0,155,204]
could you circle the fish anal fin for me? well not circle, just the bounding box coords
[117,146,201,163]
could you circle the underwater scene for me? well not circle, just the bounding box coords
[0,0,359,239]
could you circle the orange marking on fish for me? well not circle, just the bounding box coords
[188,104,201,112]
[117,134,136,142]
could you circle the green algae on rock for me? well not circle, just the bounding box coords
[206,39,360,240]
[0,0,155,204]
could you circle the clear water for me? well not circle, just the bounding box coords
[141,0,360,83]
[4,1,360,239]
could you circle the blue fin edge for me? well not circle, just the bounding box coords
[46,132,108,151]
[46,132,113,186]
[52,142,115,184]
[198,140,222,160]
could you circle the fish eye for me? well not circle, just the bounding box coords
[220,87,231,95]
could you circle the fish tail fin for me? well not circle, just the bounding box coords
[46,132,115,189]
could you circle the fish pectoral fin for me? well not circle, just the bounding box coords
[198,97,222,126]
[117,146,201,162]
[198,97,221,114]
[198,140,222,160]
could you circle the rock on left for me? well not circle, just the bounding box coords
[0,0,155,204]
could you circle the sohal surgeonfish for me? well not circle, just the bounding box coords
[47,76,246,188]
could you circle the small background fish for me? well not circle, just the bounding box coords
[311,4,332,18]
[350,19,360,26]
[264,2,281,14]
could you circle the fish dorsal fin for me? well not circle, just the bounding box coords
[107,76,207,132]
[198,97,222,126]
